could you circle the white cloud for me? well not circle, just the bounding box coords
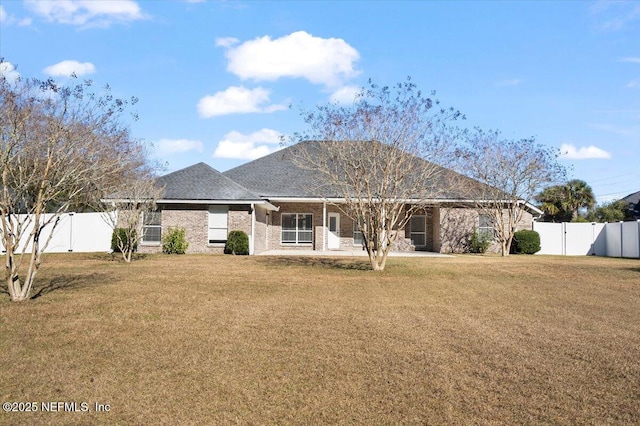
[620,57,640,64]
[626,78,640,89]
[215,37,238,48]
[0,62,20,82]
[495,78,522,87]
[24,0,145,27]
[330,85,361,104]
[560,144,611,160]
[590,1,640,31]
[43,60,96,77]
[220,31,360,88]
[213,128,283,160]
[155,139,204,156]
[1,5,31,26]
[197,86,286,118]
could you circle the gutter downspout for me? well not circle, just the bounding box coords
[250,203,255,255]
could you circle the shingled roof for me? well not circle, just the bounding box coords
[157,162,261,201]
[222,143,331,198]
[223,141,484,200]
[621,190,640,219]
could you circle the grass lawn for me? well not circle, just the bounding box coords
[1,253,639,425]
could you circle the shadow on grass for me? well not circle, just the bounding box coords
[30,272,111,299]
[90,252,148,262]
[257,256,372,271]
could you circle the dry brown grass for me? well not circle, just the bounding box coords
[1,253,639,425]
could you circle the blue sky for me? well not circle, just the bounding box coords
[1,0,638,203]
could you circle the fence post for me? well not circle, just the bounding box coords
[620,221,624,258]
[637,220,640,259]
[68,212,74,252]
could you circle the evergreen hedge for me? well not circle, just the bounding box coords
[511,230,541,254]
[225,230,249,255]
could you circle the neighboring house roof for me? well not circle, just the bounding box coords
[621,190,640,219]
[157,162,263,202]
[223,140,502,202]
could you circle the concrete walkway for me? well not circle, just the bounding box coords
[257,249,453,258]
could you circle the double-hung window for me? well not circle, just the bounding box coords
[281,213,313,244]
[208,206,229,244]
[478,214,495,240]
[353,219,364,246]
[142,211,162,243]
[410,215,427,247]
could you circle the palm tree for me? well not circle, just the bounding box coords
[564,179,595,220]
[536,185,567,222]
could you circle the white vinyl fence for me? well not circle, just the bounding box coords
[0,212,115,254]
[533,220,640,258]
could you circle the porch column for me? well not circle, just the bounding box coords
[322,201,327,251]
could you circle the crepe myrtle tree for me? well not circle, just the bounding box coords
[102,178,164,263]
[0,67,153,301]
[455,128,565,256]
[289,78,464,271]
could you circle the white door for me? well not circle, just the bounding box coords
[328,213,340,249]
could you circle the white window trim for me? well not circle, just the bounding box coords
[478,214,495,240]
[281,213,313,245]
[353,218,364,247]
[142,211,162,245]
[208,205,229,245]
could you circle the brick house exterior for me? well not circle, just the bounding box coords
[117,141,540,255]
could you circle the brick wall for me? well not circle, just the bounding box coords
[438,206,534,253]
[137,204,253,255]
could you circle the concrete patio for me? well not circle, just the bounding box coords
[257,249,453,258]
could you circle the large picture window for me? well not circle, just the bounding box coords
[142,211,162,243]
[209,205,229,244]
[281,213,313,244]
[410,215,426,247]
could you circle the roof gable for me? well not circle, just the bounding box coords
[158,162,261,201]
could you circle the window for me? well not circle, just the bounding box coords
[209,205,228,244]
[478,214,494,240]
[281,213,313,244]
[410,215,426,247]
[353,219,364,246]
[142,211,161,243]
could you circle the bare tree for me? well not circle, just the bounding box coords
[1,70,153,301]
[290,78,463,271]
[102,179,164,263]
[455,128,565,256]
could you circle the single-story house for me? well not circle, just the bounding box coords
[129,141,542,255]
[621,190,640,220]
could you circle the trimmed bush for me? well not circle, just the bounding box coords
[111,228,137,253]
[162,227,189,254]
[225,230,249,255]
[470,231,491,254]
[511,230,541,254]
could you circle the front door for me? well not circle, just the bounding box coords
[328,213,340,249]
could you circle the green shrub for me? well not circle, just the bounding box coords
[470,231,491,253]
[511,230,541,254]
[111,228,137,253]
[225,230,249,255]
[162,227,189,254]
